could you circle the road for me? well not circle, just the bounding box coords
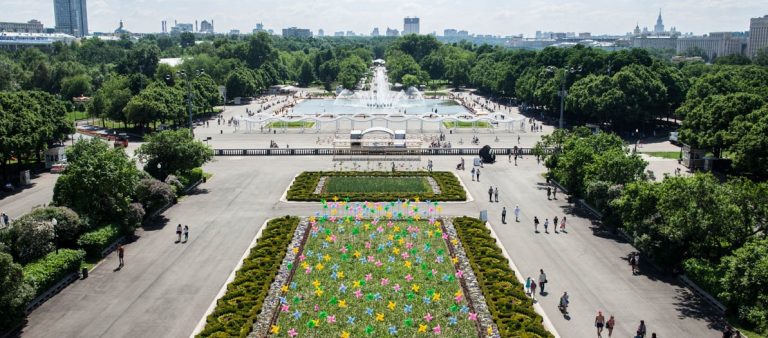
[20,156,722,338]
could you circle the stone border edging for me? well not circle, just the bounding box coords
[484,221,561,338]
[189,218,272,338]
[678,275,727,314]
[24,271,80,314]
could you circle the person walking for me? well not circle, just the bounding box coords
[529,279,537,300]
[183,225,189,243]
[560,216,567,232]
[636,320,647,338]
[553,216,559,234]
[538,269,547,294]
[117,244,124,268]
[606,315,615,337]
[488,186,494,202]
[176,224,182,242]
[533,216,540,233]
[514,205,520,222]
[476,168,480,182]
[552,186,557,199]
[501,207,507,224]
[471,167,476,181]
[525,277,532,295]
[494,187,499,202]
[546,186,552,200]
[595,311,606,337]
[544,218,549,233]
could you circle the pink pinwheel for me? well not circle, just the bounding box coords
[468,312,478,321]
[405,242,414,249]
[327,315,336,324]
[365,273,373,281]
[433,325,442,334]
[380,278,389,286]
[281,304,290,312]
[375,260,383,267]
[299,254,306,262]
[365,242,372,249]
[354,289,363,298]
[368,256,375,262]
[455,270,464,278]
[455,294,463,302]
[340,246,348,253]
[288,328,298,337]
[405,274,414,282]
[401,252,410,260]
[423,313,434,322]
[393,284,401,292]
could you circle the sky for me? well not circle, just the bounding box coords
[3,0,765,37]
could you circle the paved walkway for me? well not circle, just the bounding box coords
[20,156,722,338]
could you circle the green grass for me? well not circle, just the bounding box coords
[266,121,316,128]
[273,220,479,337]
[641,151,681,159]
[65,111,89,122]
[442,121,492,128]
[325,177,431,194]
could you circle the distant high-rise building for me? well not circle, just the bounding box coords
[654,10,665,34]
[170,22,193,35]
[346,31,356,37]
[403,17,419,35]
[386,27,399,37]
[444,29,457,37]
[457,30,469,37]
[371,27,380,37]
[748,15,768,58]
[54,0,88,37]
[334,31,344,37]
[0,20,44,33]
[282,27,312,38]
[318,29,324,37]
[200,20,214,33]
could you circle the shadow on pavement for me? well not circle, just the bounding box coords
[672,288,726,331]
[142,215,170,232]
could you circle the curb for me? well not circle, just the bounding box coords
[484,221,561,338]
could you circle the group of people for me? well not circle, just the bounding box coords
[532,215,567,233]
[175,224,190,243]
[0,212,10,227]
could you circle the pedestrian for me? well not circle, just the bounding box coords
[494,187,499,202]
[560,216,566,232]
[544,218,549,233]
[606,315,615,337]
[636,320,647,338]
[176,224,182,242]
[183,225,189,243]
[553,186,557,199]
[0,212,5,227]
[525,276,532,295]
[533,216,540,233]
[476,168,480,182]
[518,135,521,144]
[471,167,475,181]
[554,216,559,234]
[501,207,507,224]
[117,244,124,267]
[529,279,537,300]
[509,153,512,163]
[595,311,605,337]
[538,269,547,294]
[633,254,640,274]
[2,212,8,226]
[546,186,552,200]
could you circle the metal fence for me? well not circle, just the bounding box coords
[214,147,553,157]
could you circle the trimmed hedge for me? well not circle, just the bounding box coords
[77,224,123,258]
[197,216,300,338]
[286,171,467,201]
[23,249,85,297]
[453,217,553,338]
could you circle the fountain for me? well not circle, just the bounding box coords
[333,66,425,112]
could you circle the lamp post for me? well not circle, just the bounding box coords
[546,66,581,129]
[52,218,58,254]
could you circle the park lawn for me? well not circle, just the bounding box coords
[641,151,681,159]
[65,111,88,122]
[266,121,316,128]
[442,121,491,128]
[272,220,479,337]
[325,176,431,194]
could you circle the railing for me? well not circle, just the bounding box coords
[214,147,552,156]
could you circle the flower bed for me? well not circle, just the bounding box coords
[453,217,552,337]
[325,176,432,194]
[287,171,466,202]
[197,216,300,338]
[270,219,482,337]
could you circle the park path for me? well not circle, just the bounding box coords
[20,156,722,338]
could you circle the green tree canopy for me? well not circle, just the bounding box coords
[136,129,213,180]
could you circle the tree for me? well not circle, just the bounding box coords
[0,252,33,330]
[297,60,315,87]
[180,32,195,48]
[191,73,220,114]
[1,218,54,264]
[135,178,175,214]
[401,74,420,89]
[17,206,84,248]
[225,67,257,98]
[720,238,768,331]
[135,129,213,180]
[729,107,768,179]
[60,74,92,99]
[53,138,140,226]
[714,54,752,65]
[754,47,768,66]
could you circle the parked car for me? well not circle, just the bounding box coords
[669,131,680,145]
[50,162,69,174]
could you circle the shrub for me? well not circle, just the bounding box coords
[135,178,175,214]
[23,249,85,297]
[1,219,54,264]
[19,207,85,247]
[0,252,33,330]
[197,216,299,337]
[453,217,552,337]
[164,174,183,193]
[286,171,466,202]
[124,203,145,233]
[77,224,122,258]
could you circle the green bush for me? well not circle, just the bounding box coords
[19,206,86,247]
[1,218,55,264]
[453,217,552,338]
[286,171,466,202]
[197,216,299,338]
[0,252,33,331]
[135,178,175,214]
[77,224,123,258]
[23,249,85,297]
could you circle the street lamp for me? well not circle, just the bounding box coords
[175,70,205,134]
[51,218,58,254]
[546,66,581,129]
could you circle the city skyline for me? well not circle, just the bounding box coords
[2,0,766,36]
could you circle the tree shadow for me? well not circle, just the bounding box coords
[141,215,170,232]
[185,187,209,196]
[672,287,727,331]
